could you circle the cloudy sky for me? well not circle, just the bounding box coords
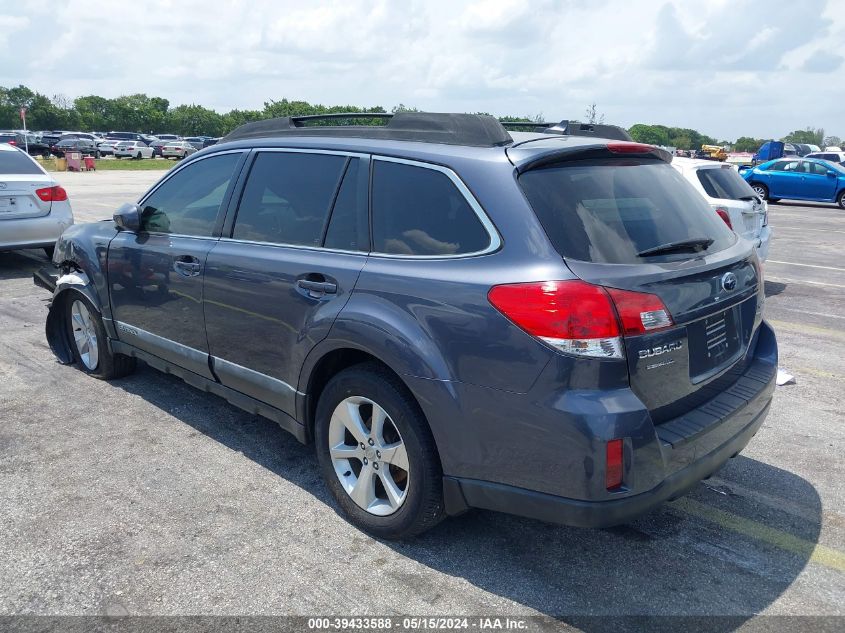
[1,0,843,140]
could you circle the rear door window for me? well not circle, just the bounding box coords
[0,150,43,175]
[371,160,491,256]
[140,152,241,236]
[232,151,347,246]
[696,167,756,200]
[518,158,736,264]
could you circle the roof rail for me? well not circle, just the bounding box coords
[221,112,513,147]
[502,119,633,142]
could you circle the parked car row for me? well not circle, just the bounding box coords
[0,130,221,160]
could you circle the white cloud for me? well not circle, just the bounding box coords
[0,0,843,140]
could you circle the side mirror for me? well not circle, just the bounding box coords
[113,202,141,232]
[827,170,836,177]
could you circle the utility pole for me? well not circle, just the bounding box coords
[20,108,28,154]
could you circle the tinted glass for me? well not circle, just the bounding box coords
[696,167,756,200]
[324,159,367,251]
[140,153,240,236]
[371,161,490,256]
[0,151,43,174]
[232,152,346,246]
[808,162,829,175]
[519,159,736,264]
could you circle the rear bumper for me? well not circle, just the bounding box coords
[0,205,73,251]
[444,399,769,528]
[756,225,772,262]
[439,320,777,527]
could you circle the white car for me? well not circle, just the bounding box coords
[672,157,772,262]
[0,144,74,257]
[114,141,154,159]
[805,151,845,165]
[160,140,197,159]
[97,139,121,156]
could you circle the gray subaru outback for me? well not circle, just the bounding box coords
[35,113,776,539]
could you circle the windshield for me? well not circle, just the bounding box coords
[519,158,736,264]
[696,166,757,200]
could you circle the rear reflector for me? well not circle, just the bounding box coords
[606,439,624,490]
[716,208,733,229]
[35,186,68,202]
[487,280,674,359]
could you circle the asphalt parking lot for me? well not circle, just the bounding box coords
[0,171,843,626]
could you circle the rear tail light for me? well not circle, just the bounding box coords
[487,280,673,359]
[715,208,733,229]
[606,439,624,490]
[8,140,16,146]
[35,186,68,202]
[607,142,657,154]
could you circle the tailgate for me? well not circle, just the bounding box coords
[0,179,51,220]
[566,246,762,423]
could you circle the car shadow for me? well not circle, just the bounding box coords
[115,365,821,628]
[0,249,51,281]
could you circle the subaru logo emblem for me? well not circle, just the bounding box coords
[721,272,738,292]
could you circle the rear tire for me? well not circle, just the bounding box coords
[315,362,445,539]
[838,191,845,210]
[750,183,769,200]
[136,151,142,160]
[64,291,136,380]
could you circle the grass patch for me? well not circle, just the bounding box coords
[39,157,176,172]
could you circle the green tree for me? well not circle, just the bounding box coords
[166,104,223,136]
[782,127,824,146]
[628,124,670,146]
[733,136,765,152]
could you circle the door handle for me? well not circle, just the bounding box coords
[173,255,201,277]
[297,279,338,295]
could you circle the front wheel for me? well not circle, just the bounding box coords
[315,363,445,539]
[750,183,769,200]
[64,292,136,380]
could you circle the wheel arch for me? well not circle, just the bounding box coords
[46,275,103,364]
[297,340,455,467]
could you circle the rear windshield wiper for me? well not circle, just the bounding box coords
[637,237,714,257]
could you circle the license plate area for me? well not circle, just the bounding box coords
[688,307,742,383]
[0,196,17,214]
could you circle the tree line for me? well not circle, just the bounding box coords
[1,84,839,150]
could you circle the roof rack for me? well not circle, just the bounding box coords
[501,119,633,142]
[221,112,513,147]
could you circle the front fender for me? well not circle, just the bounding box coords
[46,272,102,364]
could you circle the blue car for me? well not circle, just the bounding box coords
[743,157,845,208]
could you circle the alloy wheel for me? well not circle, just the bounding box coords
[327,396,410,516]
[70,300,99,370]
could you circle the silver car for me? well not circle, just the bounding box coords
[0,144,74,257]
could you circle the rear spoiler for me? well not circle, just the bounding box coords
[512,142,673,174]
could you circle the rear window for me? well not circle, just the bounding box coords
[0,150,43,175]
[696,167,756,200]
[519,159,736,264]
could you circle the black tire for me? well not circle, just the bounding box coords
[136,151,142,160]
[838,191,845,210]
[94,150,100,159]
[750,183,769,200]
[63,291,136,380]
[315,362,445,539]
[43,245,54,259]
